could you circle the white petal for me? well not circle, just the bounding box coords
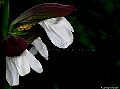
[60,17,74,32]
[26,49,43,73]
[6,64,13,85]
[6,57,19,86]
[29,46,38,55]
[13,50,31,76]
[31,37,48,60]
[39,17,74,48]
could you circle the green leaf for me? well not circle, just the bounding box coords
[100,0,114,15]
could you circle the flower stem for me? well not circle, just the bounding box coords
[4,82,11,89]
[2,0,9,38]
[2,0,11,88]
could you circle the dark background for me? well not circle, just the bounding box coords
[1,0,120,89]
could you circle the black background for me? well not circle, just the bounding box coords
[1,0,120,89]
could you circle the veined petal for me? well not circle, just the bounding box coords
[39,17,74,48]
[13,50,31,76]
[6,64,13,86]
[29,46,38,55]
[31,37,48,60]
[6,57,19,86]
[26,49,43,73]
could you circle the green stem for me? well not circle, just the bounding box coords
[2,0,11,88]
[2,0,9,38]
[4,82,11,89]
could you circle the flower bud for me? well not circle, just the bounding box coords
[1,35,28,57]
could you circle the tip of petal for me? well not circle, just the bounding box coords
[45,57,49,60]
[38,68,43,73]
[31,37,49,60]
[58,40,73,49]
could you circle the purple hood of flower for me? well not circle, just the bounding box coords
[2,35,28,57]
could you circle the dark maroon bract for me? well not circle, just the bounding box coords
[10,3,75,26]
[2,35,28,57]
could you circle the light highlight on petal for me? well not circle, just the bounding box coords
[6,49,43,86]
[31,37,48,60]
[13,50,31,76]
[29,46,38,55]
[39,17,74,48]
[26,49,43,73]
[6,57,19,86]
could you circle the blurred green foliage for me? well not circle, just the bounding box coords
[54,83,59,89]
[100,0,114,15]
[4,82,11,89]
[68,16,96,49]
[0,0,4,7]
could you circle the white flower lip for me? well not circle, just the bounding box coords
[6,49,43,86]
[38,17,74,48]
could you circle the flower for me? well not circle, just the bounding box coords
[1,17,74,86]
[30,17,74,56]
[2,35,43,86]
